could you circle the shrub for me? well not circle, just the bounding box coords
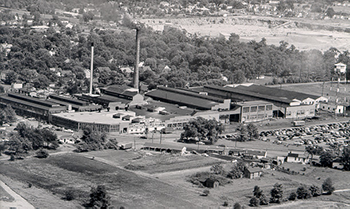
[297,186,312,199]
[309,185,322,197]
[64,189,76,201]
[85,185,111,208]
[270,183,283,203]
[9,154,15,161]
[253,185,263,198]
[202,189,210,196]
[223,201,228,206]
[35,149,49,158]
[259,194,269,205]
[233,202,242,209]
[250,197,259,207]
[322,178,335,195]
[288,192,297,200]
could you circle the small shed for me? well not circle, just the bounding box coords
[204,178,220,188]
[244,167,262,179]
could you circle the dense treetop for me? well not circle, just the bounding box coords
[0,21,347,92]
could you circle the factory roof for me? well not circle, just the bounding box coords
[145,89,220,110]
[52,111,132,125]
[204,85,293,104]
[236,85,320,101]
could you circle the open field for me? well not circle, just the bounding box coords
[0,182,14,202]
[1,147,350,208]
[139,15,350,52]
[0,153,221,208]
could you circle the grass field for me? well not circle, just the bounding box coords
[0,153,221,208]
[0,184,14,202]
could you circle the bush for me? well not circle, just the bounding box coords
[233,202,242,209]
[85,185,110,208]
[202,189,210,196]
[223,201,228,206]
[288,192,297,200]
[322,178,335,195]
[250,197,259,207]
[35,149,49,158]
[64,189,75,201]
[309,185,322,197]
[259,195,269,205]
[297,186,312,199]
[9,154,15,161]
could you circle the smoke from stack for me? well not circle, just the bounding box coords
[90,42,94,95]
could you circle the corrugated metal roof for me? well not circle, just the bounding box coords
[0,95,60,111]
[236,85,319,101]
[158,86,226,103]
[204,85,293,104]
[8,93,60,107]
[146,89,219,110]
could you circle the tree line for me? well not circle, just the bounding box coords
[1,21,349,94]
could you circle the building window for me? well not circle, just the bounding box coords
[243,107,249,113]
[258,114,264,119]
[250,106,257,112]
[266,105,272,111]
[258,106,265,112]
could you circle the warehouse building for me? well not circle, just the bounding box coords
[196,85,317,119]
[0,93,66,121]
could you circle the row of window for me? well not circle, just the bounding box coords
[286,109,314,116]
[242,114,273,120]
[242,105,273,113]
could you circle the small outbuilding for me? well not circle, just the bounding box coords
[244,167,262,179]
[204,178,220,188]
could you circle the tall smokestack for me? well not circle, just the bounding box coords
[90,42,94,95]
[133,27,140,91]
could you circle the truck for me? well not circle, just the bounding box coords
[292,120,305,127]
[119,143,133,150]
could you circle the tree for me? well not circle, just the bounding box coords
[309,185,322,197]
[270,183,283,203]
[288,192,297,200]
[87,185,111,209]
[233,202,242,209]
[0,105,17,125]
[296,186,311,199]
[341,146,350,171]
[181,117,223,144]
[326,7,335,18]
[305,145,323,162]
[259,194,269,205]
[320,151,335,168]
[35,149,49,158]
[210,164,225,175]
[249,197,259,207]
[236,123,247,142]
[322,178,335,195]
[227,162,246,179]
[4,71,17,84]
[253,185,263,198]
[232,70,245,84]
[247,123,259,140]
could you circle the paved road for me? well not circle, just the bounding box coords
[0,180,35,209]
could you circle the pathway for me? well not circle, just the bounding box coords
[0,180,35,209]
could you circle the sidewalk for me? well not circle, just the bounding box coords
[0,180,35,209]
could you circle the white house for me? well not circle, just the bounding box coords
[285,152,309,164]
[320,101,345,114]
